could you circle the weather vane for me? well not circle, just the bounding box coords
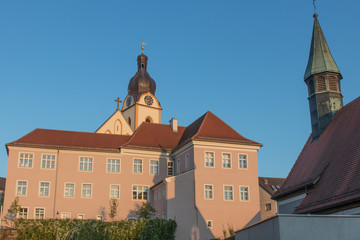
[141,39,146,54]
[313,0,317,14]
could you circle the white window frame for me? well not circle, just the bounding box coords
[41,154,56,169]
[149,160,159,175]
[223,185,234,201]
[205,152,215,168]
[238,154,248,169]
[132,185,149,201]
[34,207,45,219]
[106,158,121,173]
[79,156,94,172]
[207,220,213,229]
[185,154,189,170]
[110,184,120,199]
[81,183,92,198]
[239,186,250,201]
[96,215,103,221]
[167,160,174,176]
[64,182,75,198]
[18,152,34,168]
[77,214,85,220]
[16,180,28,196]
[18,207,29,219]
[39,181,50,197]
[222,153,232,169]
[61,212,71,219]
[133,159,143,174]
[204,184,214,200]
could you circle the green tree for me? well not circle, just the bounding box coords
[136,202,155,220]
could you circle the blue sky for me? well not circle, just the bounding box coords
[1,0,359,178]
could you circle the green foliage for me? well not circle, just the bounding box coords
[228,224,235,236]
[136,202,155,220]
[14,218,177,240]
[8,197,21,215]
[108,199,119,219]
[139,218,177,240]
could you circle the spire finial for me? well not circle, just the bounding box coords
[313,0,317,14]
[115,97,122,110]
[141,39,146,54]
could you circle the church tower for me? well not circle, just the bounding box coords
[121,52,162,130]
[304,14,343,140]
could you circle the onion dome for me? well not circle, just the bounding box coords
[128,54,156,101]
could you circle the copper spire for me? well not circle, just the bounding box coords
[304,14,341,80]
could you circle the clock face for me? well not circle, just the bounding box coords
[126,96,133,107]
[144,95,154,106]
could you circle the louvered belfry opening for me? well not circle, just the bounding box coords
[317,76,326,92]
[308,79,315,96]
[328,76,338,92]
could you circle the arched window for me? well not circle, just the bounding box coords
[328,76,338,92]
[308,79,315,96]
[128,117,131,126]
[317,76,326,92]
[145,116,152,123]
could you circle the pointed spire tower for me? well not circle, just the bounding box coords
[304,14,343,140]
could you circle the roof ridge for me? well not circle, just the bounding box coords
[191,111,210,139]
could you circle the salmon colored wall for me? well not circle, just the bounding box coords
[193,144,261,238]
[3,146,170,221]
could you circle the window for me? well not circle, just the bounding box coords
[176,159,180,174]
[41,154,56,169]
[16,181,27,196]
[167,161,174,176]
[207,220,213,229]
[240,186,249,201]
[154,191,157,201]
[222,153,231,168]
[34,208,45,219]
[61,213,71,219]
[270,185,280,191]
[185,154,189,170]
[107,159,120,173]
[265,203,272,211]
[205,152,214,167]
[150,160,159,175]
[79,157,93,171]
[82,184,92,198]
[77,214,84,220]
[110,185,120,199]
[18,153,33,168]
[317,76,326,92]
[64,183,75,198]
[132,185,148,200]
[39,182,50,197]
[18,208,28,219]
[133,159,143,174]
[162,186,166,198]
[238,154,248,169]
[204,185,213,200]
[96,215,103,221]
[224,185,233,200]
[158,189,161,200]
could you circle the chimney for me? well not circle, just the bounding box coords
[264,178,268,184]
[169,118,178,133]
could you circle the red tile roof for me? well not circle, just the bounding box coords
[6,111,261,153]
[7,129,131,152]
[273,97,360,213]
[122,122,186,151]
[259,177,286,196]
[176,111,262,149]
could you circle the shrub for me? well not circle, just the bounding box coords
[14,218,177,240]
